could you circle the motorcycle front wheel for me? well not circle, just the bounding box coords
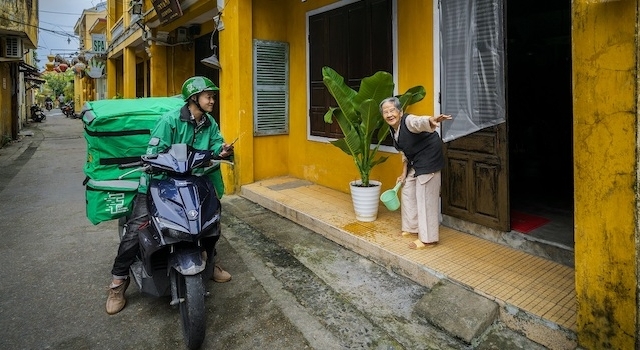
[174,272,206,349]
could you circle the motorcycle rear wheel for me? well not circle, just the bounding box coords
[175,272,206,349]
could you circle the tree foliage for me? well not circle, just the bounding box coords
[41,70,73,99]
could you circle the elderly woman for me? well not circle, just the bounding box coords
[380,97,451,249]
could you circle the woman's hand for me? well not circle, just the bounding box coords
[429,114,452,128]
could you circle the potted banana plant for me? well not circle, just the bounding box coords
[322,66,425,221]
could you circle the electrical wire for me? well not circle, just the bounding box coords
[0,15,79,40]
[40,10,86,16]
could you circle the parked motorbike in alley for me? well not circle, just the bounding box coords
[117,144,231,349]
[30,104,46,122]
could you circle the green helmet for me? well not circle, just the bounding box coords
[181,76,219,101]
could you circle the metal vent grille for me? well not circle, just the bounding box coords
[253,40,289,136]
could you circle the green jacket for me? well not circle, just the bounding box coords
[138,104,226,197]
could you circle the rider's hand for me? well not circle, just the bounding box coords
[218,143,234,159]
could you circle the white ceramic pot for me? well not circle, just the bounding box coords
[349,180,381,222]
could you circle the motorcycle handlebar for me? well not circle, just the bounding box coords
[119,161,143,169]
[207,159,234,168]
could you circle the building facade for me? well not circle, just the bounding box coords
[0,0,39,143]
[102,0,640,348]
[73,2,108,112]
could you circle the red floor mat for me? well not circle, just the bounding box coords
[511,211,550,233]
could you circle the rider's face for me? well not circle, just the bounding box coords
[198,91,216,113]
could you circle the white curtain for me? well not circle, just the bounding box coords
[440,0,506,142]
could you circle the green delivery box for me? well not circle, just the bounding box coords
[82,97,184,180]
[85,179,139,225]
[82,97,184,224]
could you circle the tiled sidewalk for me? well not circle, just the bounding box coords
[240,176,576,335]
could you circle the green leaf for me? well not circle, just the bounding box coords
[322,66,426,185]
[397,86,426,110]
[322,67,358,123]
[358,99,380,146]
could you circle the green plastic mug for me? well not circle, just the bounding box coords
[380,182,402,211]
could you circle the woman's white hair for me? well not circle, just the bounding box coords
[379,97,401,113]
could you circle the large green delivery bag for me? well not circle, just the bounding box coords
[83,97,184,181]
[82,97,184,224]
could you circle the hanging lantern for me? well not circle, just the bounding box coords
[75,62,86,75]
[45,61,55,71]
[47,54,55,62]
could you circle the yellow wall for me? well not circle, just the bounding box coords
[165,46,194,96]
[80,12,104,50]
[115,60,123,96]
[0,0,38,48]
[105,0,416,191]
[248,0,435,194]
[573,1,637,349]
[217,0,254,192]
[74,76,82,111]
[149,42,168,96]
[251,0,290,181]
[76,10,106,108]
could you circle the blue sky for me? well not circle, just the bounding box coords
[37,0,102,70]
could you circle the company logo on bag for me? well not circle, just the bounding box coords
[104,192,129,214]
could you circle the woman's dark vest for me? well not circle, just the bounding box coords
[392,114,444,176]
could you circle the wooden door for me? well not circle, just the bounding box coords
[441,124,509,231]
[439,0,509,231]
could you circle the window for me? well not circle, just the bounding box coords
[253,40,289,136]
[440,0,506,142]
[308,0,393,139]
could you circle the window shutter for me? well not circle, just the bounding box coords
[253,40,289,136]
[307,0,393,139]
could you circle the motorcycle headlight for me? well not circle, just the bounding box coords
[154,217,192,241]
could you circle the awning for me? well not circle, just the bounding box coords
[25,76,45,83]
[19,61,38,74]
[20,62,45,90]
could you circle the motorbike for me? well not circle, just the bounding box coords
[45,100,53,111]
[62,101,76,118]
[30,104,46,122]
[117,144,231,349]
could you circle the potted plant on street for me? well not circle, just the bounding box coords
[322,66,425,221]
